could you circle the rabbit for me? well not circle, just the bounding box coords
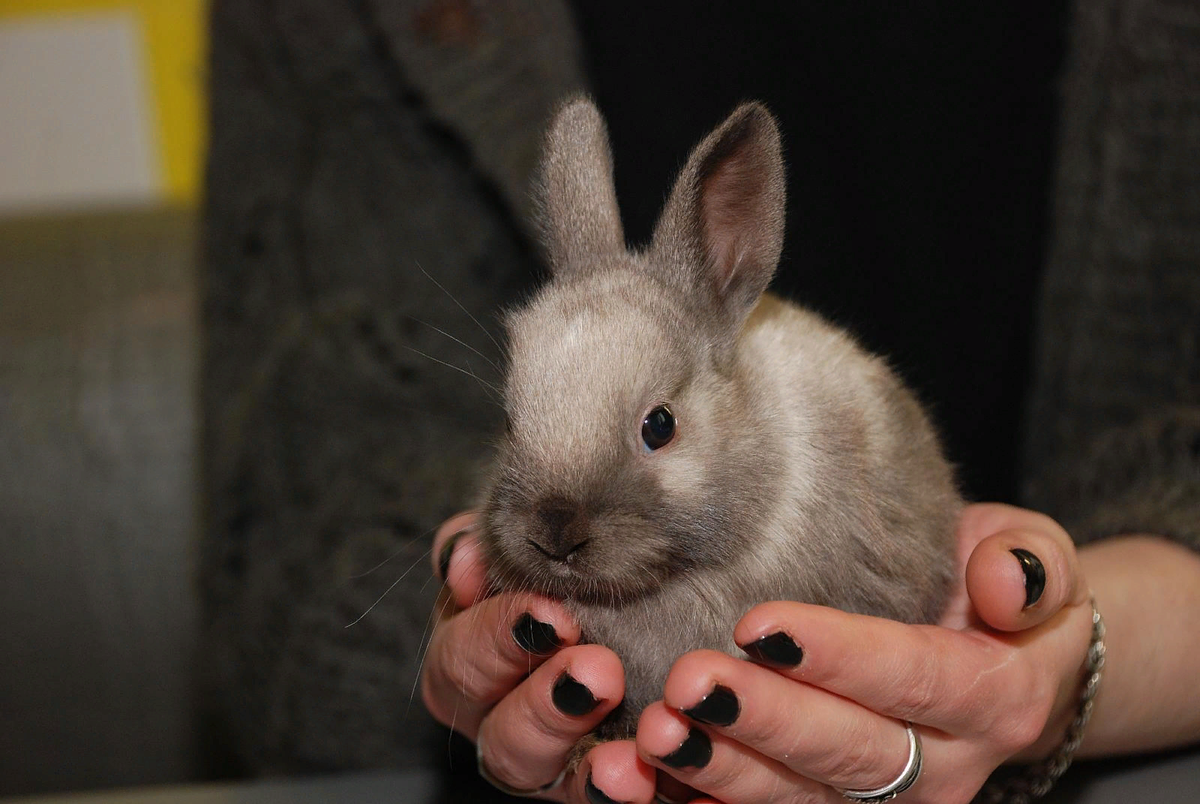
[478,97,962,750]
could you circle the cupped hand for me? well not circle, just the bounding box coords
[631,503,1096,804]
[420,513,655,802]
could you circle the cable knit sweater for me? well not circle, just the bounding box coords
[200,0,583,775]
[1022,0,1200,552]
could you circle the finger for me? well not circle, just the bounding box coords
[734,602,1020,735]
[477,644,627,795]
[636,702,837,804]
[431,513,490,610]
[962,517,1086,632]
[421,592,579,738]
[660,650,916,793]
[965,528,1083,631]
[564,739,657,804]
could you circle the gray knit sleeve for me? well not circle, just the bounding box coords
[200,0,584,773]
[1021,0,1200,550]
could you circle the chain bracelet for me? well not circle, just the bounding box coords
[973,598,1105,804]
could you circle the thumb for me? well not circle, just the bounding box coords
[965,523,1085,632]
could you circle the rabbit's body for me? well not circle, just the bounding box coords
[480,99,960,743]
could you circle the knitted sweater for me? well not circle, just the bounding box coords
[200,0,583,774]
[1022,0,1200,551]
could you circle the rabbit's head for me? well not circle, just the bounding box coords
[482,98,791,605]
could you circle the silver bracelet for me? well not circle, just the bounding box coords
[974,597,1106,804]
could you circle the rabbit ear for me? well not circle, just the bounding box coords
[534,97,625,275]
[651,103,785,330]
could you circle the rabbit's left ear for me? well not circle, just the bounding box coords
[651,103,785,329]
[534,96,626,276]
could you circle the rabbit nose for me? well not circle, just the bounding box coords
[532,498,589,561]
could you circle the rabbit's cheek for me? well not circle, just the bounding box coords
[654,451,708,501]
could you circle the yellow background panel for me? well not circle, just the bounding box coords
[0,0,207,206]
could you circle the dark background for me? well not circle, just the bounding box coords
[570,1,1070,503]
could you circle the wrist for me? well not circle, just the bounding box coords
[979,600,1106,803]
[1013,601,1097,762]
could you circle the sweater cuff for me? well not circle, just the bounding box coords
[1024,408,1200,551]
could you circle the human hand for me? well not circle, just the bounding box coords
[420,512,650,802]
[624,503,1095,804]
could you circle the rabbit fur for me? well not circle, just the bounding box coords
[479,98,961,746]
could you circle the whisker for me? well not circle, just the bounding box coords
[416,261,503,353]
[348,528,435,580]
[406,315,500,372]
[408,584,455,710]
[402,345,500,395]
[463,355,501,405]
[345,549,434,627]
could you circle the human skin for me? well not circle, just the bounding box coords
[420,505,1200,803]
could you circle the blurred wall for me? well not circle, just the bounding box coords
[0,212,202,795]
[0,0,206,213]
[0,1,208,796]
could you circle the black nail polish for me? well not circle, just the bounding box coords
[512,612,561,655]
[682,684,740,727]
[1011,548,1046,608]
[585,774,621,804]
[437,529,469,582]
[552,671,599,716]
[740,632,803,667]
[659,727,712,770]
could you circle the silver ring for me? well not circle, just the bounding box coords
[837,722,923,802]
[475,737,567,798]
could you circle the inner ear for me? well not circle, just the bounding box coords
[698,122,775,294]
[650,103,785,328]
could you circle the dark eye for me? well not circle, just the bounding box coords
[641,405,676,451]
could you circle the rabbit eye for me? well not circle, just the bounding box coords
[641,405,676,451]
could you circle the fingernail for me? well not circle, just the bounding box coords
[1011,548,1046,608]
[437,528,470,582]
[552,671,599,716]
[585,773,622,804]
[682,684,739,727]
[740,632,804,667]
[658,727,712,769]
[512,612,561,655]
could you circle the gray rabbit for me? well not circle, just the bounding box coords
[479,98,962,747]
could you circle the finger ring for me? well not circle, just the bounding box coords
[475,736,567,798]
[837,722,923,802]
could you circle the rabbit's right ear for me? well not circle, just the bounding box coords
[650,103,785,338]
[534,97,625,275]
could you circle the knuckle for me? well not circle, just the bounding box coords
[1001,697,1052,755]
[427,639,497,718]
[813,720,890,788]
[477,733,530,790]
[480,710,573,793]
[992,663,1053,754]
[890,648,941,719]
[449,653,498,707]
[1005,715,1046,756]
[893,682,938,721]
